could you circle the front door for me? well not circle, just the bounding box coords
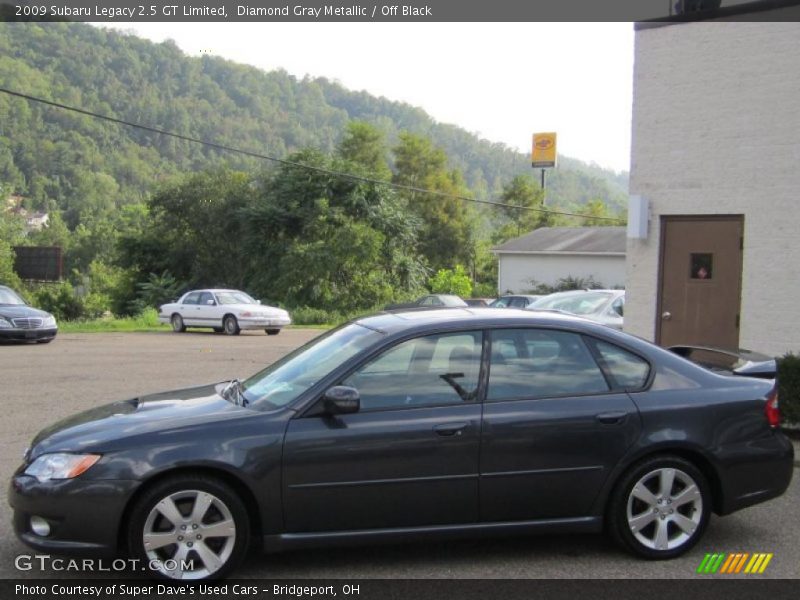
[658,216,744,350]
[282,330,484,532]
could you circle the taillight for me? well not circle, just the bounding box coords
[765,388,780,428]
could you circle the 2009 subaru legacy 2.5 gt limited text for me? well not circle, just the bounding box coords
[9,309,794,580]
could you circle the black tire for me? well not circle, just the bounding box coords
[223,315,240,336]
[265,328,281,336]
[607,454,710,559]
[36,338,53,344]
[126,474,250,581]
[171,314,186,333]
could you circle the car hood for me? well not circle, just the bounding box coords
[27,383,253,459]
[224,303,289,315]
[0,305,52,319]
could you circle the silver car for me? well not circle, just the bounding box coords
[528,289,625,329]
[158,289,291,335]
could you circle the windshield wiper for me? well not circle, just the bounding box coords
[222,379,248,407]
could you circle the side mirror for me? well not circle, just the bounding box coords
[257,299,261,304]
[206,299,215,305]
[322,386,360,415]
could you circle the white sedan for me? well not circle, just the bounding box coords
[158,289,291,335]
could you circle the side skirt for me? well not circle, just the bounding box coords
[262,516,603,553]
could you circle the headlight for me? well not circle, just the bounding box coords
[24,453,101,482]
[43,316,57,328]
[0,317,11,329]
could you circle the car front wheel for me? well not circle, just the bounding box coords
[223,316,240,336]
[127,475,250,581]
[608,455,710,559]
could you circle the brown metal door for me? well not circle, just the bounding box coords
[657,216,743,350]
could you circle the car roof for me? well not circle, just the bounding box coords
[355,307,602,336]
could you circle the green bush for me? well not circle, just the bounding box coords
[30,281,86,321]
[777,353,800,426]
[429,265,472,298]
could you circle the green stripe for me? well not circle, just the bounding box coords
[710,553,727,573]
[697,554,713,574]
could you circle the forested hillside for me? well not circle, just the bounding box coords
[0,21,628,321]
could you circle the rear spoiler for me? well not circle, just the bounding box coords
[667,345,776,379]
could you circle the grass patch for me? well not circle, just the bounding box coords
[59,308,168,333]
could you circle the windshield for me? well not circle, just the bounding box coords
[215,291,256,305]
[241,323,384,409]
[0,287,26,305]
[532,292,613,315]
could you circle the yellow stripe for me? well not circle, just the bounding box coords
[757,553,773,574]
[720,554,736,573]
[750,554,766,574]
[744,554,759,573]
[734,553,749,573]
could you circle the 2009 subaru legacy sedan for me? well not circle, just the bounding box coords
[9,309,794,580]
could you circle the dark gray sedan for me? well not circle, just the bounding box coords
[9,309,793,580]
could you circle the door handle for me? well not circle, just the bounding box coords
[595,412,627,425]
[661,311,672,320]
[434,422,469,437]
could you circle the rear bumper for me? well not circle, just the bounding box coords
[717,431,794,515]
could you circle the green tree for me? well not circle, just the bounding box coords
[393,132,474,271]
[337,121,391,180]
[429,265,472,298]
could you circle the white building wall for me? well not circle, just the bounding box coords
[498,254,626,294]
[628,22,800,356]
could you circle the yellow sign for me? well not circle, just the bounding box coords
[532,132,557,168]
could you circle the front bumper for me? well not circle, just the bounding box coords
[239,316,292,330]
[0,327,57,342]
[9,474,140,557]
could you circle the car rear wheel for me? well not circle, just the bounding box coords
[171,314,186,333]
[265,328,280,336]
[127,475,250,581]
[608,455,710,559]
[223,316,240,336]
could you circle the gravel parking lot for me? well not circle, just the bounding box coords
[1,331,797,579]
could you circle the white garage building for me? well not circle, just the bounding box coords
[493,227,626,294]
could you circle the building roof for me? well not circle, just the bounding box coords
[492,227,626,255]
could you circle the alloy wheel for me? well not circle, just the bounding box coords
[142,489,236,580]
[626,467,703,551]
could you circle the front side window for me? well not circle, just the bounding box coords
[215,291,256,305]
[487,329,609,401]
[490,297,510,308]
[198,292,215,305]
[342,331,483,411]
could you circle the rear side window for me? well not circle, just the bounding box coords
[487,329,609,401]
[183,292,201,305]
[590,340,650,390]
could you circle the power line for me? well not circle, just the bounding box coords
[0,86,624,223]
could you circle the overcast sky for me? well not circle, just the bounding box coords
[101,23,635,173]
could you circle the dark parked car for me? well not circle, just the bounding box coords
[490,294,541,309]
[9,309,793,580]
[385,294,468,310]
[0,285,57,343]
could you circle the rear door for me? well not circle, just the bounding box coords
[479,328,643,521]
[282,330,484,532]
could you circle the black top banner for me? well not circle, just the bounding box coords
[2,0,800,22]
